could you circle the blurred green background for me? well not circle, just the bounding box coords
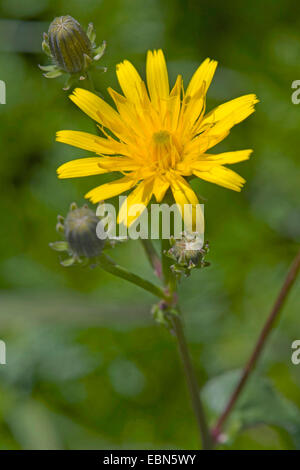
[0,0,300,450]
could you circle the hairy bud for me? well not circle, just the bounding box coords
[40,16,107,89]
[64,204,104,258]
[50,203,106,267]
[48,16,92,73]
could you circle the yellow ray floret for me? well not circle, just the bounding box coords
[56,49,258,226]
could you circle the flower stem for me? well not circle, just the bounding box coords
[98,253,168,301]
[86,71,96,92]
[160,239,212,449]
[212,248,300,442]
[171,313,213,449]
[161,238,176,291]
[85,72,103,136]
[140,239,162,279]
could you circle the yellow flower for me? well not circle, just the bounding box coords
[56,50,258,226]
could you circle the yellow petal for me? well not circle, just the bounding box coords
[186,58,217,97]
[166,75,182,131]
[193,166,246,191]
[57,157,109,178]
[118,179,154,226]
[181,82,206,134]
[146,50,169,107]
[108,87,146,138]
[69,88,125,137]
[170,176,201,231]
[85,175,137,203]
[176,159,214,173]
[171,175,199,207]
[201,94,259,130]
[97,157,140,172]
[116,60,145,104]
[56,130,125,155]
[183,131,230,156]
[191,95,258,151]
[194,149,253,165]
[153,176,170,202]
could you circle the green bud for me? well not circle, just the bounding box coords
[47,15,92,74]
[50,203,122,267]
[151,301,179,331]
[64,204,105,258]
[40,16,107,89]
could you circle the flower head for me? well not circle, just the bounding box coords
[56,50,258,225]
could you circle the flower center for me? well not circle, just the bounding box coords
[151,130,181,173]
[152,130,170,145]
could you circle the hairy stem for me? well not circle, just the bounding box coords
[212,248,300,442]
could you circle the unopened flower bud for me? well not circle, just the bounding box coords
[47,15,92,74]
[50,203,106,267]
[40,16,107,89]
[64,203,105,258]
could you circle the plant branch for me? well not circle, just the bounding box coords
[99,253,168,301]
[171,313,213,449]
[161,238,177,293]
[212,248,300,442]
[160,239,212,450]
[140,239,162,279]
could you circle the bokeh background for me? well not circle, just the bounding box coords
[0,0,300,450]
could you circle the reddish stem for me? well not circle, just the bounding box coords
[212,248,300,443]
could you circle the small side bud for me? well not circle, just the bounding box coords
[40,15,107,89]
[151,300,179,331]
[50,203,108,267]
[64,205,105,258]
[165,233,210,278]
[48,16,92,74]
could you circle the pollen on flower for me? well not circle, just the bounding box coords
[152,130,171,145]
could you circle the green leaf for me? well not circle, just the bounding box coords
[38,64,56,72]
[203,370,300,448]
[42,39,51,57]
[43,69,63,79]
[93,40,106,60]
[86,23,96,44]
[49,241,69,252]
[60,257,75,267]
[6,400,62,450]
